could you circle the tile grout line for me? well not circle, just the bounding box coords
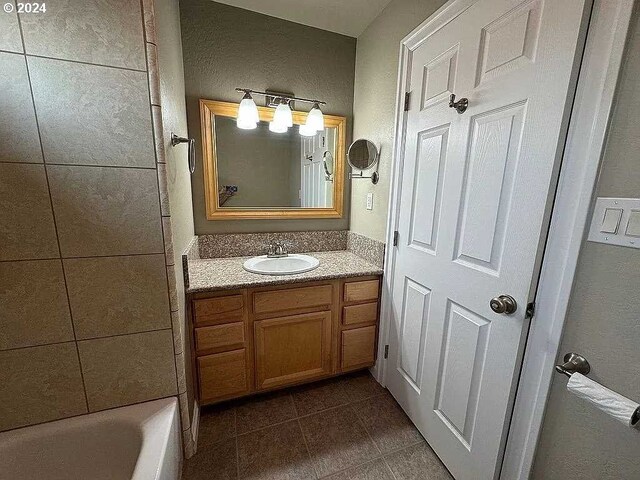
[138,0,182,400]
[0,160,158,170]
[234,407,240,479]
[14,10,91,413]
[23,52,147,73]
[0,251,167,264]
[0,327,175,354]
[291,393,320,480]
[227,391,390,438]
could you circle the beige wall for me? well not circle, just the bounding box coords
[180,0,356,233]
[0,0,177,431]
[154,0,197,450]
[532,5,640,478]
[350,0,447,242]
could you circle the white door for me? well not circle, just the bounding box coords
[301,130,331,207]
[386,1,588,479]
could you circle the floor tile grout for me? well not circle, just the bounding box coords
[189,374,439,480]
[216,390,390,438]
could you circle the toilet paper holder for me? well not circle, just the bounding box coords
[555,352,591,377]
[555,352,640,426]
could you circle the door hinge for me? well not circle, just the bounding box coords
[393,230,399,246]
[404,91,411,111]
[526,302,535,319]
[384,345,389,359]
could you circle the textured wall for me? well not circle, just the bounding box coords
[180,0,356,233]
[532,6,640,478]
[351,0,446,241]
[154,0,197,455]
[0,0,177,431]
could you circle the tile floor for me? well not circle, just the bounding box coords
[183,371,453,480]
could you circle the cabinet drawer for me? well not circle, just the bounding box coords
[194,294,244,326]
[195,322,245,355]
[198,349,248,402]
[254,311,332,390]
[344,279,379,303]
[253,284,333,316]
[343,302,378,326]
[341,325,377,370]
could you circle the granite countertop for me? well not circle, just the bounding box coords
[187,250,383,293]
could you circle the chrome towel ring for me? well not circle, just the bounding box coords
[170,133,195,174]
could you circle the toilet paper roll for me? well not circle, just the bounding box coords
[567,373,640,427]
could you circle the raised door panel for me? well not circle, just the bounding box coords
[254,311,332,390]
[341,325,377,371]
[198,349,249,403]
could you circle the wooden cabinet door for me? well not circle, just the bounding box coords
[341,325,377,371]
[198,349,249,403]
[254,311,332,390]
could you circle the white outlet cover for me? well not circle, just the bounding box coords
[366,193,373,210]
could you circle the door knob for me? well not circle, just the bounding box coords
[490,295,517,314]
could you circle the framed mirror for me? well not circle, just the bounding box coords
[200,99,346,220]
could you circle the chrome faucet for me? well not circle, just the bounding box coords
[266,241,288,258]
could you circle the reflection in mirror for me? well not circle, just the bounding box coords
[323,151,334,181]
[347,139,378,170]
[215,117,336,208]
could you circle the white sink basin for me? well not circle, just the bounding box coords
[243,254,319,275]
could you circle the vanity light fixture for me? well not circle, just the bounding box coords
[305,102,324,132]
[236,90,259,129]
[235,88,326,135]
[268,121,288,133]
[273,99,293,129]
[298,124,317,137]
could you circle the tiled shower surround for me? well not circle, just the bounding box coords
[0,0,190,447]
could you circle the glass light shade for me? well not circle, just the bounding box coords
[273,102,293,128]
[269,121,287,133]
[305,103,324,132]
[236,118,257,130]
[237,93,259,127]
[298,124,316,137]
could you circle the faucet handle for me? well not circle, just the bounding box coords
[264,242,276,256]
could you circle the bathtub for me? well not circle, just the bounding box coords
[0,397,182,480]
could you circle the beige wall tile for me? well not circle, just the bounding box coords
[48,165,163,257]
[20,0,145,70]
[0,52,42,164]
[28,57,155,168]
[0,260,73,350]
[147,42,161,106]
[0,163,58,261]
[141,0,157,45]
[0,2,22,53]
[64,254,171,339]
[0,342,87,431]
[78,330,177,411]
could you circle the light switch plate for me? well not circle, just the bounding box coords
[366,193,373,210]
[588,197,640,249]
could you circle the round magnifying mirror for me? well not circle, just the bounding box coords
[347,139,378,170]
[323,151,334,179]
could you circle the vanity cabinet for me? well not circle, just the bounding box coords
[190,275,381,405]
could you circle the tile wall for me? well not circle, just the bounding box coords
[0,0,183,433]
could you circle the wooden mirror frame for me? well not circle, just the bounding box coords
[200,99,346,220]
